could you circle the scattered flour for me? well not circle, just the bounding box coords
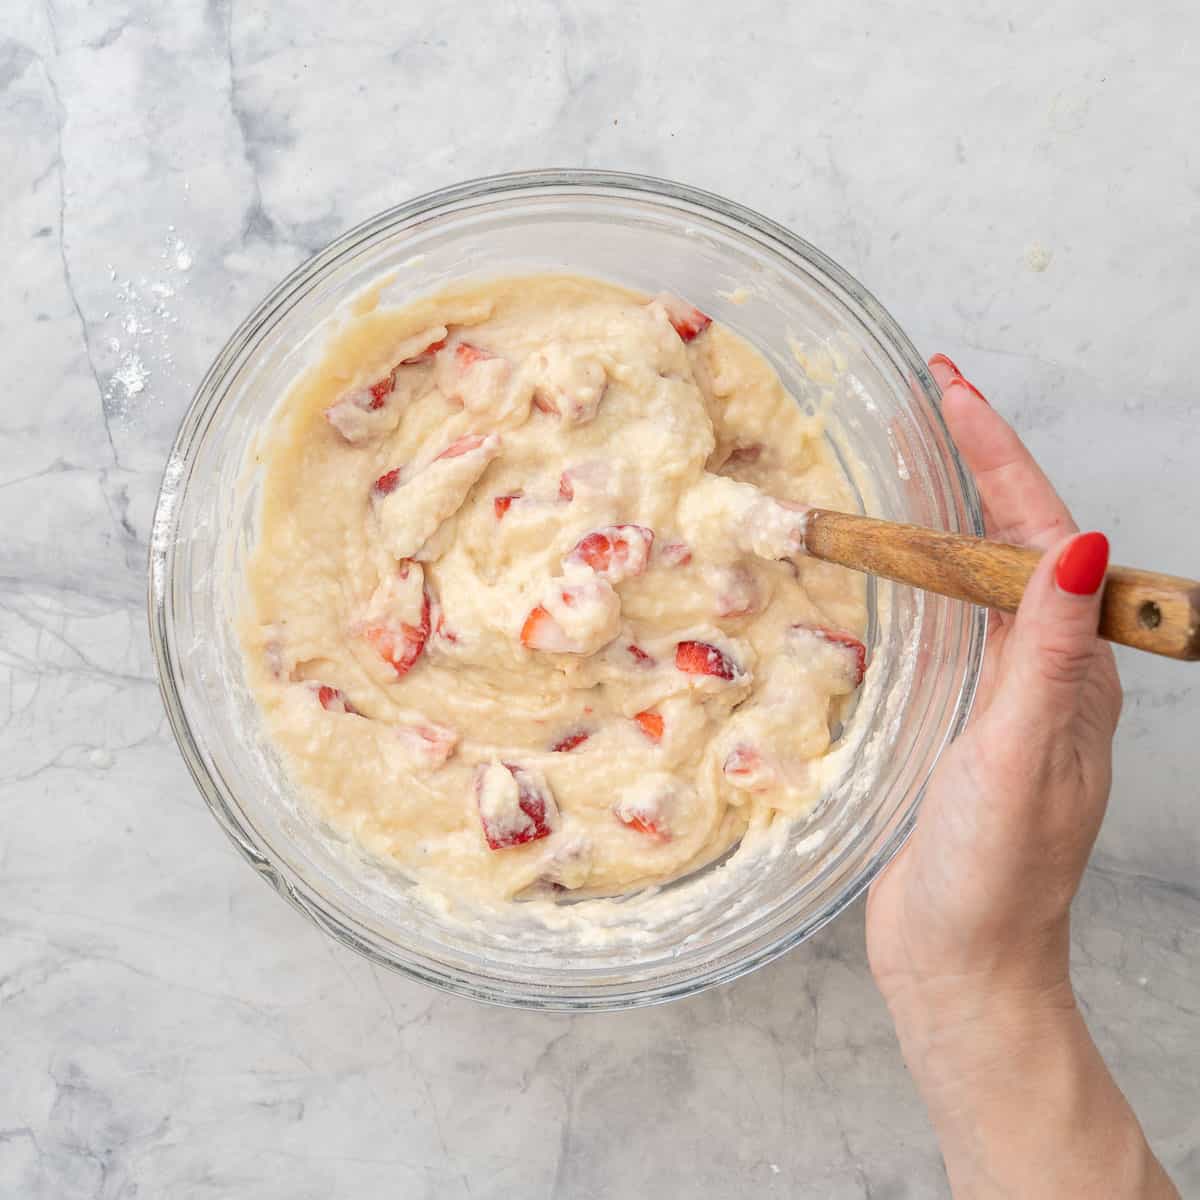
[101,226,194,411]
[1025,242,1053,272]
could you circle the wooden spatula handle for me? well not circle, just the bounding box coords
[804,509,1200,661]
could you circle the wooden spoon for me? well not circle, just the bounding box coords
[801,509,1200,661]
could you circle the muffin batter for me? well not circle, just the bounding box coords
[240,276,866,902]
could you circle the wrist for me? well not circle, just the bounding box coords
[885,972,1080,1098]
[887,979,1175,1198]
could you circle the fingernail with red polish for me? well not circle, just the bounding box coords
[1055,531,1109,595]
[948,376,990,407]
[961,377,990,407]
[929,353,962,378]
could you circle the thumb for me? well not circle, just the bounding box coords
[995,531,1110,736]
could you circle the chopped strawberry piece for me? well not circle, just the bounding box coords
[675,639,739,680]
[654,293,713,342]
[325,383,395,443]
[365,588,431,678]
[627,643,655,667]
[726,443,762,465]
[532,392,558,415]
[633,710,664,743]
[494,492,522,519]
[315,684,360,715]
[522,578,619,655]
[566,525,654,583]
[552,730,591,753]
[396,719,458,768]
[793,625,868,687]
[623,814,669,839]
[723,745,761,778]
[520,605,564,651]
[614,780,674,840]
[711,564,762,618]
[614,795,670,840]
[558,472,574,502]
[722,744,774,793]
[476,762,556,850]
[400,336,447,366]
[660,541,692,567]
[373,467,403,497]
[572,532,615,573]
[455,341,494,369]
[427,590,456,645]
[435,432,488,461]
[368,373,396,409]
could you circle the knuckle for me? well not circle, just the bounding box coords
[1035,638,1096,689]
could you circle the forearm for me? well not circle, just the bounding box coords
[889,982,1178,1199]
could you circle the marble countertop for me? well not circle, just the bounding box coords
[4,1,1197,1195]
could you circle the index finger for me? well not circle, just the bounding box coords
[929,355,1078,551]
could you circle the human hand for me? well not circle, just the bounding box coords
[866,352,1122,1021]
[865,357,1176,1197]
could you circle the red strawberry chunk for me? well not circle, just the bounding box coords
[521,605,551,648]
[633,710,664,742]
[558,471,574,502]
[623,814,668,839]
[723,744,761,778]
[675,639,739,680]
[627,643,655,668]
[793,625,867,687]
[614,789,671,841]
[373,467,403,496]
[368,373,396,409]
[396,719,458,768]
[572,532,612,573]
[566,525,654,583]
[711,564,762,618]
[614,782,672,840]
[660,540,693,567]
[722,744,774,793]
[476,762,556,850]
[315,684,360,715]
[494,492,522,519]
[365,588,431,678]
[400,336,448,366]
[520,605,572,651]
[455,341,494,369]
[436,432,488,461]
[653,293,713,342]
[552,730,591,753]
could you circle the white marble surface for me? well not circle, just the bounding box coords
[3,1,1197,1195]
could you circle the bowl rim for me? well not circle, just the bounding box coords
[148,168,986,1011]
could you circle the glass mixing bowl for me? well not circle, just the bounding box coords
[149,170,985,1010]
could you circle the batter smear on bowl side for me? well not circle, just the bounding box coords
[240,275,867,902]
